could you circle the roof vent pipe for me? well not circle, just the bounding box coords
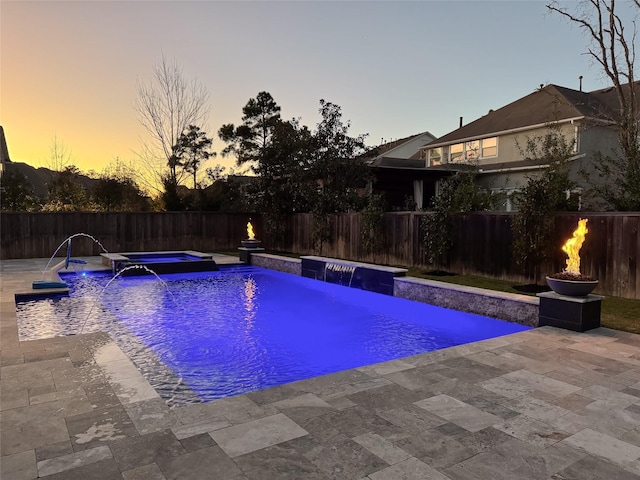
[459,116,463,128]
[579,75,583,92]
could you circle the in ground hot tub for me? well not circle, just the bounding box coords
[102,250,219,275]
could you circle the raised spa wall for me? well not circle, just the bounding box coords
[250,253,539,328]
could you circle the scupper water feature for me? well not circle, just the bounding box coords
[324,262,357,287]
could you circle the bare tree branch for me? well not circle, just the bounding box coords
[46,135,72,172]
[135,54,210,187]
[547,0,640,209]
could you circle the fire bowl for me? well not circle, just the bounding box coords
[241,239,262,248]
[545,276,599,297]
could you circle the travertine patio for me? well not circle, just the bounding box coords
[2,258,640,479]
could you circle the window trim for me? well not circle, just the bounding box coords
[427,147,442,166]
[444,137,498,163]
[480,137,498,158]
[449,143,464,163]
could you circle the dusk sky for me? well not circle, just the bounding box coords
[2,1,634,177]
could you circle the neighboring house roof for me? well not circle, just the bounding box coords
[370,157,426,170]
[475,154,584,174]
[226,174,258,185]
[365,131,437,166]
[428,82,639,147]
[365,133,421,158]
[371,157,471,173]
[0,126,10,165]
[589,80,640,117]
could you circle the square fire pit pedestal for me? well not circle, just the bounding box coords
[537,291,603,332]
[238,246,265,264]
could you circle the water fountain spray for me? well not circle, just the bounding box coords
[34,233,109,289]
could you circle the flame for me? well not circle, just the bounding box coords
[562,218,589,275]
[247,221,255,240]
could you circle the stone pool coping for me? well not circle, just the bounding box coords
[3,256,640,479]
[100,250,214,268]
[250,253,302,275]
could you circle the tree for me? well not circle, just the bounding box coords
[421,168,493,270]
[159,174,186,211]
[219,92,312,239]
[92,161,152,211]
[218,91,282,172]
[135,55,210,190]
[255,118,316,241]
[201,170,256,212]
[206,164,227,182]
[548,0,640,210]
[218,94,372,248]
[360,194,386,257]
[0,168,40,211]
[310,100,370,211]
[511,126,578,282]
[46,135,72,172]
[173,125,215,189]
[308,100,372,253]
[43,165,91,211]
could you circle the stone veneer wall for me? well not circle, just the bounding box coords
[250,253,302,276]
[249,253,539,327]
[394,277,539,327]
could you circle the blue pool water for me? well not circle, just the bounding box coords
[16,266,530,404]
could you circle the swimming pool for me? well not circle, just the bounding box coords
[16,266,531,404]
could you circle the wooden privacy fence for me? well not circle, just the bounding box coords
[0,212,255,259]
[2,211,638,299]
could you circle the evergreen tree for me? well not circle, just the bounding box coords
[43,165,91,211]
[219,91,282,172]
[0,168,40,211]
[174,125,215,189]
[511,126,578,282]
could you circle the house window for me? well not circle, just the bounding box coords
[450,143,464,163]
[428,147,442,166]
[447,137,498,163]
[465,141,480,160]
[481,137,497,157]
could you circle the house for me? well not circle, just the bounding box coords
[363,131,441,210]
[419,82,637,210]
[0,126,10,174]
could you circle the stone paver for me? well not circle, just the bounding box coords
[0,449,37,480]
[36,445,113,477]
[352,432,412,465]
[121,463,167,480]
[562,428,640,467]
[414,394,502,432]
[2,257,640,479]
[368,456,451,480]
[209,413,308,458]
